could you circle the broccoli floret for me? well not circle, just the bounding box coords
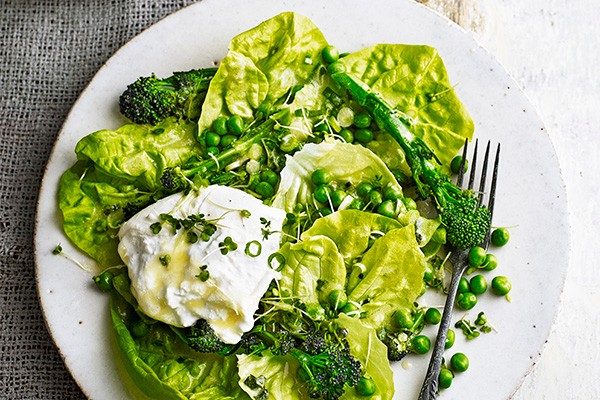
[290,331,362,400]
[377,328,410,362]
[327,61,491,249]
[183,319,230,354]
[119,68,217,125]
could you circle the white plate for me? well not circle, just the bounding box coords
[35,0,570,399]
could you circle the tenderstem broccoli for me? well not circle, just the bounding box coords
[326,60,490,249]
[119,67,217,125]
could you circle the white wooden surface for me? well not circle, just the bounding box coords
[421,0,600,398]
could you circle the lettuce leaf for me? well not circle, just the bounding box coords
[58,118,199,269]
[273,141,402,213]
[337,314,394,400]
[198,12,328,133]
[339,44,474,167]
[110,290,249,400]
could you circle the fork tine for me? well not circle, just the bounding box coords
[483,143,501,248]
[467,139,479,190]
[456,138,469,187]
[477,141,492,206]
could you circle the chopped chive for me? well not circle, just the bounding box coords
[150,222,162,234]
[245,240,262,257]
[268,252,286,271]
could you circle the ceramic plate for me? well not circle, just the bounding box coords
[35,0,569,398]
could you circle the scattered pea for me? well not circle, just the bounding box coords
[392,308,414,330]
[205,146,219,157]
[321,45,340,64]
[255,181,275,199]
[355,128,374,143]
[327,289,348,309]
[355,376,376,396]
[412,335,431,354]
[93,270,113,292]
[445,329,456,349]
[353,113,372,129]
[260,169,279,187]
[348,198,365,210]
[213,117,228,136]
[205,131,221,147]
[356,182,374,199]
[456,292,477,310]
[339,128,354,143]
[468,246,487,267]
[369,190,383,207]
[220,134,237,147]
[491,228,510,246]
[383,185,402,201]
[314,185,332,203]
[469,274,488,294]
[450,155,468,174]
[450,352,469,373]
[330,189,348,208]
[458,277,470,293]
[438,368,454,389]
[491,276,512,296]
[425,307,442,325]
[377,200,397,218]
[227,115,245,135]
[481,253,498,271]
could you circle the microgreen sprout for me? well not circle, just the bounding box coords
[219,236,238,255]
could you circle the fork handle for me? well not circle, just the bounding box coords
[417,259,467,400]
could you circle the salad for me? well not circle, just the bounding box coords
[55,11,510,400]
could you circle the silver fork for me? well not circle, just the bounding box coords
[417,139,501,400]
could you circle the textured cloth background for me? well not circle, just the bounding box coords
[0,1,198,398]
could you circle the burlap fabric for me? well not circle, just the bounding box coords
[0,2,198,398]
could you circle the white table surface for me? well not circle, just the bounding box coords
[423,0,600,398]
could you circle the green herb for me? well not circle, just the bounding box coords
[159,255,171,266]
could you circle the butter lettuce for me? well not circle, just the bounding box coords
[273,141,402,213]
[339,44,474,167]
[58,117,200,269]
[198,12,328,133]
[110,285,249,400]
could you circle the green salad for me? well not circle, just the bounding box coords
[56,12,509,400]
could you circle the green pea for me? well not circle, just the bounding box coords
[339,128,354,143]
[227,115,245,135]
[353,113,372,129]
[327,61,346,75]
[355,128,374,144]
[491,276,512,295]
[212,117,228,136]
[469,274,488,294]
[327,289,348,309]
[311,169,331,186]
[341,302,359,315]
[456,292,477,310]
[314,185,332,203]
[392,308,413,330]
[383,185,402,201]
[491,228,510,246]
[255,181,275,199]
[445,329,456,349]
[321,45,340,64]
[458,277,470,293]
[402,197,417,210]
[450,352,469,373]
[130,320,150,338]
[93,270,113,292]
[348,198,365,210]
[450,155,468,174]
[438,368,454,389]
[481,253,498,271]
[260,170,279,187]
[205,131,221,147]
[377,200,397,218]
[331,189,348,209]
[356,182,374,199]
[313,120,330,133]
[369,190,383,207]
[205,146,220,157]
[468,246,487,267]
[355,376,376,396]
[424,307,442,325]
[412,335,431,354]
[318,207,333,217]
[220,134,237,148]
[431,226,447,244]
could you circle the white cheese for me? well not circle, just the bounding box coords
[118,185,286,344]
